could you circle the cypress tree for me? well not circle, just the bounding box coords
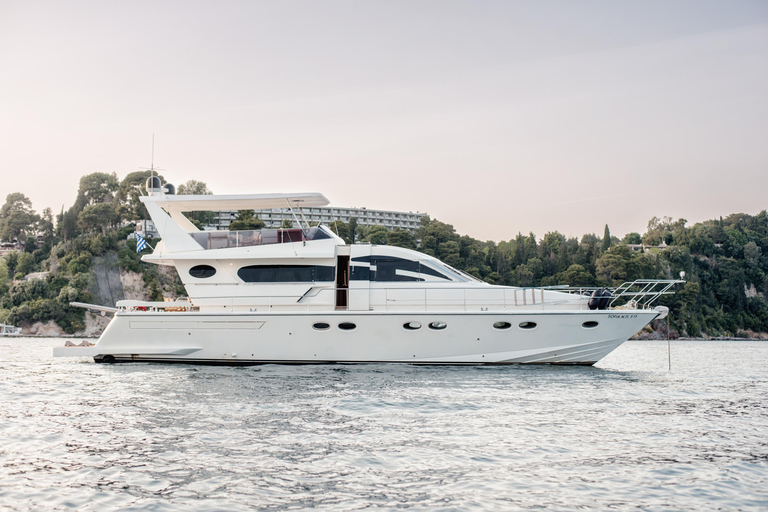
[602,224,612,252]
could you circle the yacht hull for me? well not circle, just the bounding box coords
[54,309,658,365]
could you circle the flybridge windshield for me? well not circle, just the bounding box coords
[190,226,332,250]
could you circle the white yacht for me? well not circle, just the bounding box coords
[54,182,679,365]
[1,323,22,336]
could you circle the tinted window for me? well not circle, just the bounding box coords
[350,265,370,281]
[351,255,453,282]
[189,265,216,278]
[313,322,330,330]
[429,321,447,330]
[519,321,537,330]
[374,258,422,282]
[403,321,421,330]
[582,321,599,329]
[238,265,335,283]
[339,322,356,330]
[493,321,512,330]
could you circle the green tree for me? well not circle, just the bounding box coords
[386,229,415,249]
[177,180,215,227]
[39,207,54,241]
[328,220,351,243]
[365,225,389,245]
[0,258,9,290]
[622,232,642,245]
[177,180,212,196]
[556,264,595,287]
[0,193,40,242]
[348,217,358,243]
[75,172,119,208]
[15,252,35,276]
[56,206,79,242]
[602,225,612,252]
[280,219,294,229]
[229,210,265,231]
[115,170,165,221]
[78,203,118,235]
[596,249,628,285]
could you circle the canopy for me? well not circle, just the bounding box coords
[141,192,330,213]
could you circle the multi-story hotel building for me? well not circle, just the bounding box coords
[212,207,426,232]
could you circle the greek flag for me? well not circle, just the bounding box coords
[136,233,148,253]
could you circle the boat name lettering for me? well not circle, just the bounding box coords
[607,314,638,319]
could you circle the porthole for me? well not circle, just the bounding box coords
[189,264,216,278]
[493,321,512,330]
[403,321,421,330]
[339,322,356,331]
[582,321,599,329]
[428,321,447,330]
[313,322,330,331]
[519,321,537,330]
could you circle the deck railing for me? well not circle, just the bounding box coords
[115,279,683,313]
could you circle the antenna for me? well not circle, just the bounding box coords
[139,135,165,195]
[151,134,155,195]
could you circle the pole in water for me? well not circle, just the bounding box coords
[667,317,671,371]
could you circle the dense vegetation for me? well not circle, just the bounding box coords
[0,172,180,332]
[335,213,768,337]
[1,171,767,337]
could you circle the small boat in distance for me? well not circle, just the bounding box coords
[1,324,22,336]
[54,178,681,365]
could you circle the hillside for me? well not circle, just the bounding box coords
[1,172,767,338]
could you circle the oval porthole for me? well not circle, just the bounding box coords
[339,322,356,331]
[313,322,330,331]
[519,321,537,330]
[189,264,216,278]
[403,321,421,330]
[428,321,447,330]
[582,321,599,329]
[493,321,512,330]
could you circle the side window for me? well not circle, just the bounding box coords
[238,265,335,283]
[350,255,453,282]
[372,257,422,282]
[374,258,420,282]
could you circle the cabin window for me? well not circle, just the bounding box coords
[582,321,599,329]
[349,255,452,282]
[238,265,335,283]
[338,322,356,331]
[189,265,217,278]
[403,321,421,330]
[428,321,447,330]
[374,258,422,282]
[493,321,512,330]
[313,322,330,331]
[519,321,537,330]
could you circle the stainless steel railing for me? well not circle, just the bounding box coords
[117,280,683,313]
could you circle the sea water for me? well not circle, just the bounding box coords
[1,338,767,511]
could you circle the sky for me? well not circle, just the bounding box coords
[1,0,767,242]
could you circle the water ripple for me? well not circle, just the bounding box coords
[1,339,767,510]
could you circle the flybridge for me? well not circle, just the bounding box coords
[144,192,330,216]
[189,226,334,250]
[139,192,335,254]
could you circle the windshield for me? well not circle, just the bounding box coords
[420,260,481,283]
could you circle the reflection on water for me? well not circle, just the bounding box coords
[1,339,767,511]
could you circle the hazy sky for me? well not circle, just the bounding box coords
[1,1,767,241]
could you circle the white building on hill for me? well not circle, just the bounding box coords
[213,207,426,232]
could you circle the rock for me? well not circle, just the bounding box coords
[22,320,65,336]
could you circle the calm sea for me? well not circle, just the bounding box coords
[1,338,767,511]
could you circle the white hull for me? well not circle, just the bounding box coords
[53,309,657,365]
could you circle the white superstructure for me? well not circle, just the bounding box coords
[54,188,678,365]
